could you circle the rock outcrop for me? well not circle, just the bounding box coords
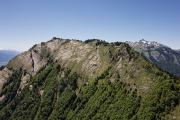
[0,67,12,94]
[0,38,179,120]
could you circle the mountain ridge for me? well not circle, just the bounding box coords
[127,39,180,77]
[0,38,179,120]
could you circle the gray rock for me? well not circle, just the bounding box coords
[127,39,180,77]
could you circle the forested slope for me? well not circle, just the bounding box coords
[0,38,179,120]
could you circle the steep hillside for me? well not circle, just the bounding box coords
[127,39,180,77]
[0,50,20,66]
[0,38,179,120]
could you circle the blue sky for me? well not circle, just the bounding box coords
[0,0,180,51]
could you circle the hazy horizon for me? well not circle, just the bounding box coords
[0,0,180,51]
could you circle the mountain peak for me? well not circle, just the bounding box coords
[0,38,180,120]
[127,39,180,77]
[126,39,167,49]
[139,39,148,43]
[138,39,164,48]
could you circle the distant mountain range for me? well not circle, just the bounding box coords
[127,39,180,77]
[0,50,20,66]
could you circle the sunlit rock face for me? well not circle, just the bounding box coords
[0,38,179,120]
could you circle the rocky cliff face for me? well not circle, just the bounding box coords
[0,67,12,94]
[0,38,179,120]
[127,39,180,77]
[0,38,104,99]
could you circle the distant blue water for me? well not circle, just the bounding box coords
[0,50,20,67]
[0,62,8,66]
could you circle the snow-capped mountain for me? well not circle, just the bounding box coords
[126,39,166,49]
[127,39,180,77]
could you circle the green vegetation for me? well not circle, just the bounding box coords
[0,69,22,109]
[135,75,179,120]
[1,63,179,120]
[0,40,179,120]
[84,39,109,46]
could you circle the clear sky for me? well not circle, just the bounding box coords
[0,0,180,51]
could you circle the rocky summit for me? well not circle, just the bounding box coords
[0,38,180,120]
[127,39,180,77]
